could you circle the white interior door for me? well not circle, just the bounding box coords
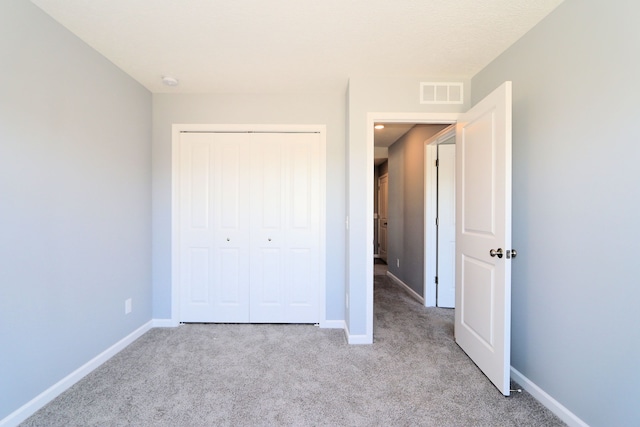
[455,81,512,395]
[249,133,321,323]
[179,133,251,322]
[378,174,388,262]
[437,144,456,308]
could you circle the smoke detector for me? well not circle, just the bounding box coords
[162,76,179,87]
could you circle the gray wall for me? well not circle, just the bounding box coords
[0,0,152,420]
[387,125,446,296]
[151,93,346,322]
[471,0,640,425]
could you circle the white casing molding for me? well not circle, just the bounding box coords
[0,321,152,427]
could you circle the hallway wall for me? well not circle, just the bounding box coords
[387,125,446,297]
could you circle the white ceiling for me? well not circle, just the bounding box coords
[30,0,563,94]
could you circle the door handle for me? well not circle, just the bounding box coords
[489,248,504,258]
[507,249,517,259]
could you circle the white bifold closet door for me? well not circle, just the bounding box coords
[178,131,320,324]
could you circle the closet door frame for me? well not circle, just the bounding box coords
[170,124,327,327]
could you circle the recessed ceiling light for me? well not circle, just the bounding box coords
[162,76,179,86]
[374,124,384,130]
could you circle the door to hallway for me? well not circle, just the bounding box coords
[455,82,513,395]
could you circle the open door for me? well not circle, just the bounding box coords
[436,143,456,308]
[455,82,513,395]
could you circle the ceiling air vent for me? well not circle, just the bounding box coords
[420,82,464,104]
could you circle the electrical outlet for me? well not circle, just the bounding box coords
[397,258,400,268]
[125,298,132,314]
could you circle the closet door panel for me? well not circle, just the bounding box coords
[249,133,320,323]
[284,134,320,323]
[179,133,250,322]
[249,135,285,322]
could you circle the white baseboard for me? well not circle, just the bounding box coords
[511,367,589,427]
[344,322,372,344]
[0,321,153,427]
[151,318,179,327]
[386,271,425,304]
[319,319,345,329]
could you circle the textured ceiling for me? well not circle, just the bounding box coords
[30,0,563,94]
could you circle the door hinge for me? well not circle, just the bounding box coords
[435,217,439,226]
[435,159,439,167]
[435,276,438,284]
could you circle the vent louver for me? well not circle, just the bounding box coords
[420,82,464,104]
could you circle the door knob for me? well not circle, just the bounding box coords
[489,248,504,258]
[507,249,518,259]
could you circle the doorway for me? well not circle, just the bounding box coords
[365,113,458,343]
[364,81,513,395]
[373,123,452,307]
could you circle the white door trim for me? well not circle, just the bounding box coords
[171,123,327,327]
[365,113,459,343]
[424,125,456,307]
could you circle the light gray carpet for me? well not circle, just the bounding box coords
[22,274,565,426]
